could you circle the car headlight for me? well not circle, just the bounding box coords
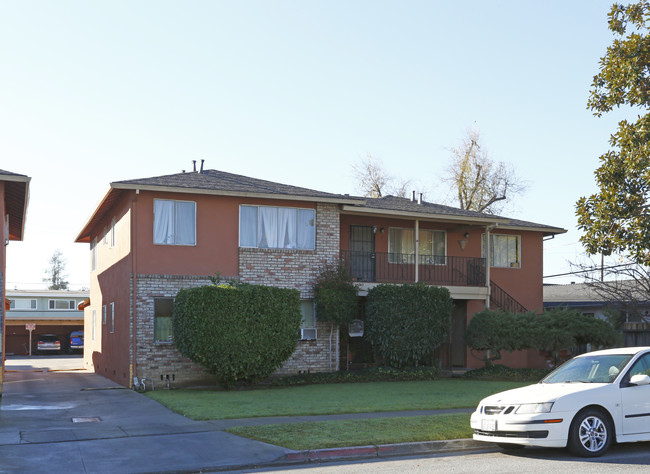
[515,402,554,414]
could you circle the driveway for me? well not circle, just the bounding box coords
[0,356,288,473]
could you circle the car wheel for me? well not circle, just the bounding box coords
[568,409,612,457]
[497,443,525,451]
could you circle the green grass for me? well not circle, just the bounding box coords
[145,379,527,420]
[226,414,474,450]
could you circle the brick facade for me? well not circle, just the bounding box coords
[239,202,341,373]
[133,202,343,386]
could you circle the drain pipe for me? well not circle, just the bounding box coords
[131,190,140,387]
[415,219,420,283]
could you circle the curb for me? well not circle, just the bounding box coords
[282,438,495,464]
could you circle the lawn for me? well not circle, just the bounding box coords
[226,413,474,451]
[145,379,527,420]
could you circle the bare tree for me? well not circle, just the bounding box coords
[43,249,69,290]
[445,129,526,214]
[352,153,410,198]
[570,256,650,325]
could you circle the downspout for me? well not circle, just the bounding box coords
[130,190,139,386]
[415,219,420,283]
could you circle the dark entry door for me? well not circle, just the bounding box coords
[450,303,467,367]
[350,226,375,282]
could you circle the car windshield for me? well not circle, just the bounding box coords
[541,354,634,384]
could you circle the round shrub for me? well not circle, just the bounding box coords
[365,282,454,368]
[172,283,302,388]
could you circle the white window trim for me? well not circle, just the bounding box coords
[300,300,317,341]
[239,204,317,250]
[110,217,116,248]
[153,199,197,246]
[9,299,38,310]
[102,305,107,325]
[91,238,98,271]
[482,233,522,269]
[48,299,77,311]
[388,227,447,265]
[110,302,115,333]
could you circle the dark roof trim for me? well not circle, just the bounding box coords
[1,171,30,241]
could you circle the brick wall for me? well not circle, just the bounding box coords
[133,202,343,385]
[134,274,218,387]
[239,202,341,373]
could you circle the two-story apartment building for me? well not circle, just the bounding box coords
[75,168,565,387]
[5,289,87,355]
[1,169,30,393]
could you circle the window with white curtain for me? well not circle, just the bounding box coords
[154,199,196,246]
[482,233,521,268]
[388,228,446,264]
[239,205,315,250]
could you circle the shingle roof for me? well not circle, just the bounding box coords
[349,195,565,234]
[113,169,363,203]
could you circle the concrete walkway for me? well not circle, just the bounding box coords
[0,357,489,473]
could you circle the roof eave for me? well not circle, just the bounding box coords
[110,182,363,205]
[340,204,511,226]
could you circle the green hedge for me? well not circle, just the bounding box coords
[172,283,302,388]
[366,283,454,368]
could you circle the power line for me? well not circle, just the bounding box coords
[544,263,635,279]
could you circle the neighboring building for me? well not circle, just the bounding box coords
[544,281,650,347]
[75,168,565,387]
[1,169,30,392]
[5,289,87,355]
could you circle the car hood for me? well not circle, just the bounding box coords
[480,382,608,405]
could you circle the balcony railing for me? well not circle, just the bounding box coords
[340,251,486,287]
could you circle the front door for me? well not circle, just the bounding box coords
[450,303,467,368]
[350,226,375,282]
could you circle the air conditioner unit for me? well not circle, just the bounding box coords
[301,328,317,340]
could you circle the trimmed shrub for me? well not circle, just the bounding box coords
[365,283,454,368]
[465,309,531,366]
[172,283,302,388]
[314,262,358,326]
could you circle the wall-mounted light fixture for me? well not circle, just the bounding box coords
[380,227,385,233]
[372,225,377,234]
[458,232,470,250]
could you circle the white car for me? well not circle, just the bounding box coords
[470,346,650,457]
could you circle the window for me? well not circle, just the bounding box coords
[110,217,116,247]
[10,299,37,310]
[110,302,115,334]
[49,300,77,310]
[91,238,98,271]
[388,228,446,264]
[154,298,174,342]
[92,309,97,341]
[239,205,315,250]
[154,199,196,246]
[300,300,317,340]
[482,234,521,268]
[102,305,107,325]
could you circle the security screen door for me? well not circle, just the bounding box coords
[350,225,375,282]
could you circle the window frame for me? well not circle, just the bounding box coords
[154,297,174,343]
[109,302,115,334]
[9,299,37,310]
[482,233,521,268]
[153,199,197,246]
[239,204,316,250]
[48,299,77,311]
[388,227,447,265]
[91,238,98,271]
[300,299,317,340]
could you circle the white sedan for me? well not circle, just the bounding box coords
[470,346,650,457]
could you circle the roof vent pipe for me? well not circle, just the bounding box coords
[411,191,416,202]
[418,193,423,204]
[200,159,205,173]
[192,160,197,172]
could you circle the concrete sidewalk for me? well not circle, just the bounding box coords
[0,359,491,473]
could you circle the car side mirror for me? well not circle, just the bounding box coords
[630,374,650,386]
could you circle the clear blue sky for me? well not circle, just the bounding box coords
[1,1,630,289]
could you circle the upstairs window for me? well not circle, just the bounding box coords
[10,299,37,310]
[154,199,196,246]
[482,233,521,268]
[239,205,315,250]
[388,228,446,264]
[49,300,77,310]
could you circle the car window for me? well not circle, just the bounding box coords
[629,353,650,378]
[542,354,633,383]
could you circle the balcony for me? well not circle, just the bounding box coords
[340,251,486,287]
